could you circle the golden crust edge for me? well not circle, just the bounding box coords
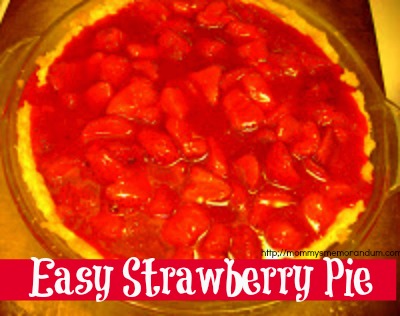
[19,0,375,259]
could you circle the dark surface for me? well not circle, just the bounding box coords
[0,0,398,315]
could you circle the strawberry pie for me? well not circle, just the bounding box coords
[17,0,375,259]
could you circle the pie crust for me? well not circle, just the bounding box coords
[17,0,375,259]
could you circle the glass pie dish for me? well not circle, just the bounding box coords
[1,0,399,314]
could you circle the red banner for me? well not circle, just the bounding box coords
[0,258,396,301]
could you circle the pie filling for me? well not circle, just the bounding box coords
[18,0,373,259]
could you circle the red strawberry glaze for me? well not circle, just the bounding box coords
[22,0,373,259]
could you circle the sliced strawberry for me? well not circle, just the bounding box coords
[182,138,209,160]
[171,0,207,17]
[276,115,301,143]
[134,106,162,125]
[199,252,227,259]
[91,214,125,239]
[223,89,265,132]
[196,1,235,29]
[220,67,251,91]
[267,52,302,79]
[55,178,102,221]
[257,190,296,208]
[250,201,272,230]
[138,128,180,165]
[166,117,191,143]
[310,103,335,126]
[41,157,81,187]
[60,93,81,110]
[159,87,189,119]
[132,60,159,81]
[124,213,168,258]
[222,89,247,112]
[265,142,300,188]
[85,52,105,82]
[147,185,177,218]
[325,182,355,200]
[99,55,132,87]
[225,21,261,42]
[147,160,188,189]
[300,193,335,233]
[331,112,351,142]
[333,127,349,143]
[257,60,279,82]
[199,224,231,256]
[165,18,195,34]
[105,172,153,207]
[72,180,102,217]
[81,116,135,144]
[30,107,58,156]
[234,154,261,190]
[303,158,329,183]
[161,204,210,246]
[250,191,295,229]
[158,29,191,60]
[107,77,158,120]
[208,206,238,224]
[228,103,266,133]
[86,145,126,182]
[206,137,228,178]
[291,121,320,159]
[196,38,226,59]
[220,67,252,91]
[264,102,294,127]
[133,0,170,26]
[171,247,194,259]
[230,225,261,259]
[331,112,351,128]
[48,62,84,92]
[56,205,76,224]
[264,220,304,250]
[241,72,275,109]
[305,82,331,102]
[166,118,208,159]
[84,82,114,113]
[254,128,277,143]
[127,43,159,59]
[183,167,231,205]
[93,27,126,53]
[300,52,336,76]
[230,182,249,219]
[237,40,268,64]
[105,142,144,164]
[190,65,222,106]
[314,128,334,165]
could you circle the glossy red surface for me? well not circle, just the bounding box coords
[23,0,372,259]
